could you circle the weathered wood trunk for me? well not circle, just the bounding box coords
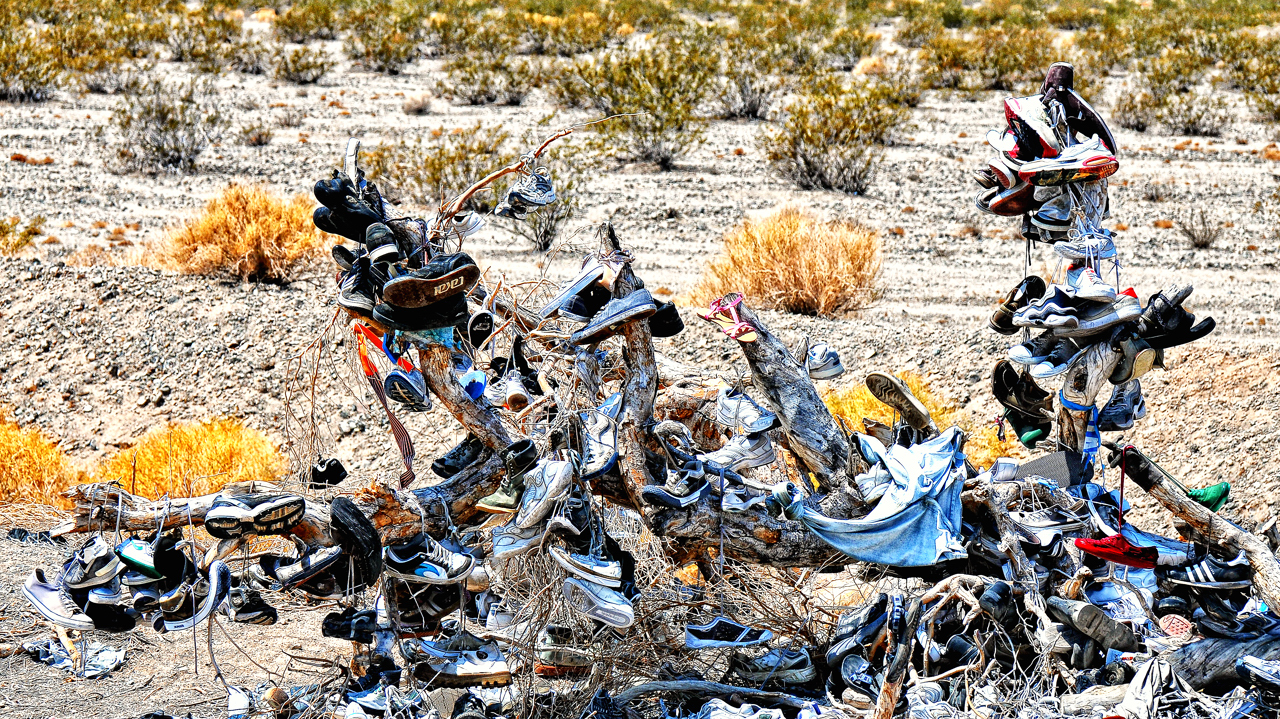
[1167,635,1280,689]
[1056,343,1119,455]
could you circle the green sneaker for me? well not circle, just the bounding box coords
[1003,408,1049,449]
[476,440,539,514]
[1187,482,1230,513]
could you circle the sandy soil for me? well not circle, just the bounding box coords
[1,24,1279,717]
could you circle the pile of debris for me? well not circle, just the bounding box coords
[17,64,1280,719]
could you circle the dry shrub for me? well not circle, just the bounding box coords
[0,22,64,101]
[362,123,515,208]
[273,45,333,84]
[823,372,1021,469]
[110,76,226,173]
[1177,208,1225,249]
[153,184,326,281]
[0,415,82,508]
[94,418,283,499]
[342,0,426,75]
[690,206,882,317]
[402,94,431,115]
[67,244,114,267]
[0,215,46,255]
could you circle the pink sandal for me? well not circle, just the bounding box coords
[697,293,758,343]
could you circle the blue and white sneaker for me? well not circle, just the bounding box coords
[1098,379,1146,431]
[384,534,475,584]
[384,367,431,412]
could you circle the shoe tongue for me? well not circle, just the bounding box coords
[1121,287,1137,298]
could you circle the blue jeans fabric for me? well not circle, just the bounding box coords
[775,427,969,567]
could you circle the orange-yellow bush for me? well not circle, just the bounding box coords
[822,372,1023,469]
[0,415,83,508]
[689,206,882,316]
[151,184,328,281]
[94,418,284,499]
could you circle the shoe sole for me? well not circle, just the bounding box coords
[548,547,623,588]
[165,562,230,632]
[572,303,658,345]
[865,372,932,431]
[416,669,512,688]
[22,585,95,630]
[1022,161,1118,187]
[385,379,430,410]
[366,243,399,264]
[1072,603,1140,651]
[735,666,819,684]
[382,265,480,308]
[474,500,520,514]
[540,263,606,319]
[205,497,306,539]
[1167,577,1252,590]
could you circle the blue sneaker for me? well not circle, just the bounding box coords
[570,289,657,346]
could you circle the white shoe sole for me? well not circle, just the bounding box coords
[563,578,633,629]
[808,364,844,380]
[548,547,622,588]
[22,585,94,630]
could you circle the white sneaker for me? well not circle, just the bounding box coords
[491,520,547,560]
[548,545,622,588]
[1065,266,1116,302]
[580,393,623,479]
[698,433,775,472]
[515,455,577,529]
[715,387,777,434]
[502,371,530,412]
[563,577,634,629]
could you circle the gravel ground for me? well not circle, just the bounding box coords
[1,29,1279,717]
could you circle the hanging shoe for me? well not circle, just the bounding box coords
[1098,380,1146,432]
[685,616,772,649]
[697,293,759,343]
[476,440,539,514]
[385,367,432,412]
[1074,534,1157,569]
[1187,482,1231,512]
[715,386,778,434]
[384,534,475,584]
[1164,552,1252,589]
[990,275,1048,335]
[865,372,935,435]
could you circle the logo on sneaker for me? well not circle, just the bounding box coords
[435,276,465,295]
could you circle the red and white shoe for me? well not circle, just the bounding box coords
[1018,137,1119,187]
[1004,95,1061,159]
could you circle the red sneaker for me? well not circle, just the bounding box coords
[1074,534,1157,569]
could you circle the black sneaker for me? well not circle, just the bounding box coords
[276,546,344,589]
[1007,329,1059,365]
[63,535,123,590]
[685,615,772,649]
[205,493,306,540]
[84,602,136,633]
[1164,552,1253,589]
[310,456,348,489]
[322,606,377,643]
[372,293,469,332]
[223,586,278,625]
[332,244,356,272]
[314,172,359,209]
[365,222,401,264]
[313,202,383,243]
[338,257,389,317]
[558,284,612,323]
[382,252,480,309]
[570,289,658,346]
[578,689,626,719]
[990,275,1048,335]
[330,496,383,583]
[650,301,684,338]
[432,434,486,479]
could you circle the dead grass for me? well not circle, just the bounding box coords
[148,184,327,281]
[94,418,283,499]
[0,215,45,255]
[0,414,83,508]
[823,371,1022,469]
[689,206,882,316]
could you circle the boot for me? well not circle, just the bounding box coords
[476,440,539,514]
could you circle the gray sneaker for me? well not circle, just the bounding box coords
[492,521,547,560]
[63,535,123,590]
[1098,379,1146,431]
[548,545,622,588]
[715,387,777,434]
[698,433,775,472]
[23,569,94,630]
[515,455,578,530]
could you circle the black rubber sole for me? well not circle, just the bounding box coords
[205,497,306,540]
[382,265,480,308]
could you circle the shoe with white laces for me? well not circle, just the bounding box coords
[1012,286,1095,327]
[1065,265,1116,302]
[1017,136,1118,187]
[408,632,512,687]
[715,387,778,434]
[1098,379,1146,432]
[1031,190,1072,232]
[502,371,530,412]
[548,545,623,588]
[1053,231,1116,262]
[686,616,772,649]
[1003,95,1061,159]
[384,534,475,584]
[698,433,775,472]
[806,341,844,380]
[88,576,123,605]
[642,461,712,508]
[515,455,577,529]
[580,392,623,479]
[1053,290,1142,338]
[506,167,557,208]
[731,647,818,685]
[62,535,123,590]
[547,488,590,536]
[22,569,94,630]
[563,577,634,629]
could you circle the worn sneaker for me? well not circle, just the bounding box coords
[534,625,592,676]
[432,434,486,479]
[1046,596,1141,652]
[1098,379,1145,432]
[865,372,935,434]
[686,616,772,649]
[223,586,278,625]
[409,632,512,687]
[580,394,623,480]
[563,577,634,629]
[475,440,538,514]
[1053,290,1142,338]
[385,534,475,584]
[22,569,94,630]
[642,464,712,509]
[1008,329,1060,365]
[1029,339,1083,379]
[1004,95,1061,159]
[805,341,844,380]
[115,538,162,579]
[697,433,775,472]
[515,456,577,530]
[1018,136,1118,187]
[1053,232,1117,262]
[715,386,778,434]
[337,257,389,316]
[364,222,401,264]
[310,456,348,489]
[1065,266,1116,302]
[731,648,818,685]
[990,275,1048,335]
[1013,286,1095,327]
[1109,334,1156,384]
[501,370,530,411]
[507,167,557,207]
[276,545,344,588]
[1237,656,1280,693]
[162,560,231,632]
[88,576,123,605]
[1074,534,1157,569]
[63,535,123,590]
[383,252,480,309]
[549,545,623,588]
[430,210,486,241]
[1165,552,1252,589]
[570,290,658,346]
[547,489,591,536]
[992,359,1052,419]
[385,367,431,412]
[491,520,548,560]
[540,258,607,319]
[722,487,768,513]
[205,493,306,540]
